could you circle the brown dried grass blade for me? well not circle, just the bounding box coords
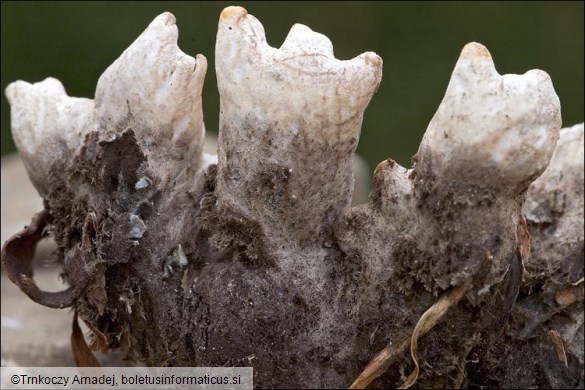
[548,329,568,367]
[349,283,468,389]
[349,335,410,389]
[398,283,467,389]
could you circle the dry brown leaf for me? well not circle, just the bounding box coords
[71,311,101,367]
[81,317,109,354]
[1,210,76,308]
[555,278,584,307]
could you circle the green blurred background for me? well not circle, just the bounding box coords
[1,1,583,169]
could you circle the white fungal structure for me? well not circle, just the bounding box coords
[5,78,93,197]
[524,123,584,230]
[3,6,582,389]
[215,6,382,244]
[417,42,561,194]
[404,41,562,292]
[7,12,207,193]
[95,12,207,184]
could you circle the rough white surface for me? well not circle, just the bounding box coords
[5,78,94,196]
[2,8,583,387]
[417,42,561,192]
[524,123,584,229]
[5,12,208,195]
[95,12,207,169]
[214,6,382,242]
[216,6,382,142]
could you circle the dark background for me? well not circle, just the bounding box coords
[1,1,583,169]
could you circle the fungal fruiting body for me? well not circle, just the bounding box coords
[3,6,583,389]
[215,6,382,247]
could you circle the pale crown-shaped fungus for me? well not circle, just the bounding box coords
[6,12,208,196]
[215,6,382,244]
[5,78,94,197]
[96,12,207,179]
[416,42,561,195]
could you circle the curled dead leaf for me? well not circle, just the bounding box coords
[1,210,76,308]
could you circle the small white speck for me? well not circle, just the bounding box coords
[135,177,151,190]
[478,285,491,295]
[129,214,146,239]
